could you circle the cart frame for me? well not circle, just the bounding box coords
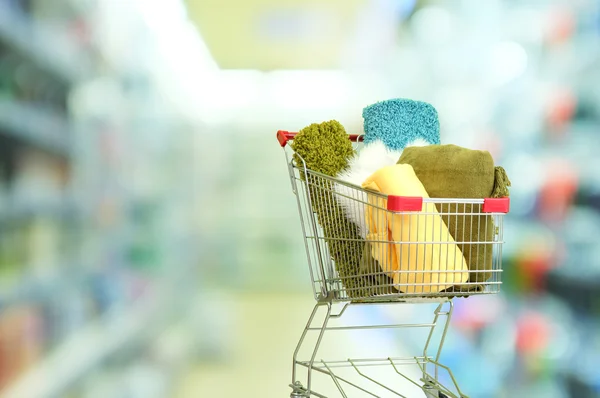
[277,130,509,397]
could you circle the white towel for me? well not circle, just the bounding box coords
[334,139,429,238]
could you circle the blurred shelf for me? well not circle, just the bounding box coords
[1,292,167,398]
[546,266,600,315]
[0,201,80,223]
[0,268,82,309]
[0,99,71,156]
[0,2,90,84]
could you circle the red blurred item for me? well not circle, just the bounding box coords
[537,159,578,223]
[476,130,503,160]
[517,249,555,293]
[545,8,575,44]
[0,307,43,389]
[453,298,504,332]
[516,313,551,355]
[546,90,577,135]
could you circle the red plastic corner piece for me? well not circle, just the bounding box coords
[277,130,289,147]
[483,197,510,213]
[387,196,423,212]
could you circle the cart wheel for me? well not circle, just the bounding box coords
[290,381,308,397]
[423,386,436,398]
[423,385,450,398]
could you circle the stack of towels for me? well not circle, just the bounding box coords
[291,99,511,297]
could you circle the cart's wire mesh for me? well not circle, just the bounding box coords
[295,357,466,398]
[289,159,505,302]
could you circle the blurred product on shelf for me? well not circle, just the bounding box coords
[536,158,579,224]
[0,0,204,396]
[0,306,44,390]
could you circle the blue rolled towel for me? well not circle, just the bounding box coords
[363,98,441,150]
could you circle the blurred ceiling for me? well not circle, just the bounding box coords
[185,0,367,70]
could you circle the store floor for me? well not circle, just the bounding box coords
[173,292,425,398]
[173,292,318,398]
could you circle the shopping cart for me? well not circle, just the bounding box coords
[276,130,510,398]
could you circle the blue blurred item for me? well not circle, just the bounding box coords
[362,98,440,150]
[565,372,600,398]
[546,265,600,316]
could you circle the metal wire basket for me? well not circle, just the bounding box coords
[278,130,510,303]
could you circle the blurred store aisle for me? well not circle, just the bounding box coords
[2,0,600,396]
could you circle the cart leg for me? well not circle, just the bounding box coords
[422,301,453,383]
[306,303,332,393]
[291,302,332,397]
[292,303,321,386]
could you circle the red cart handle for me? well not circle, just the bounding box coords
[386,196,510,213]
[277,130,364,148]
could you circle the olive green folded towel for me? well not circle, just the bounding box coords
[397,144,511,286]
[291,121,394,299]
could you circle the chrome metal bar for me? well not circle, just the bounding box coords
[307,173,329,296]
[417,358,469,398]
[306,303,332,392]
[335,270,503,277]
[388,358,430,392]
[349,359,407,397]
[305,364,381,397]
[421,302,453,382]
[297,356,429,369]
[292,303,322,385]
[313,237,506,244]
[346,299,450,305]
[330,302,350,318]
[435,301,454,364]
[321,361,348,398]
[307,323,435,331]
[422,303,441,380]
[295,158,329,297]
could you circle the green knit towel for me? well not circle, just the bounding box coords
[492,166,511,198]
[291,121,394,298]
[397,145,511,285]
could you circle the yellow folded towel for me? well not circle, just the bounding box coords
[362,165,469,294]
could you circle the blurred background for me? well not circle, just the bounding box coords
[0,0,599,397]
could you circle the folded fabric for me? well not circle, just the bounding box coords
[290,120,394,298]
[362,164,469,294]
[363,99,441,151]
[333,141,431,294]
[397,144,511,285]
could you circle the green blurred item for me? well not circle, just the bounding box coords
[397,144,511,285]
[291,121,394,298]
